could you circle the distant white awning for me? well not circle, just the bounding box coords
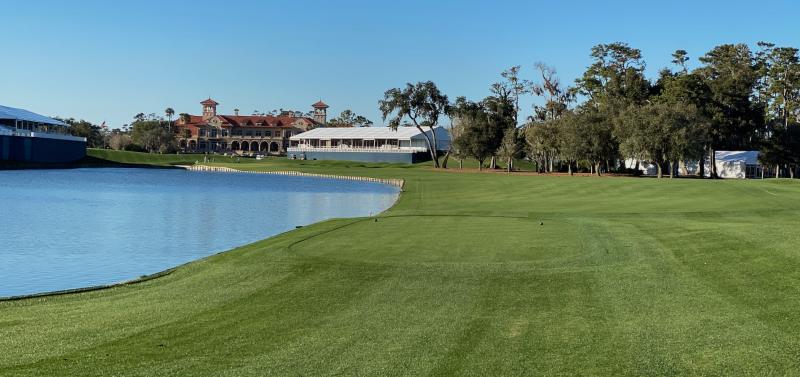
[0,105,68,127]
[291,126,451,142]
[716,151,759,165]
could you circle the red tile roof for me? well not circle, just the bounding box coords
[182,115,205,124]
[200,98,219,106]
[180,114,318,128]
[312,100,329,109]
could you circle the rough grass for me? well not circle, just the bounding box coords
[2,150,800,376]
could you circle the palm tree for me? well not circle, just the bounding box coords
[165,107,175,132]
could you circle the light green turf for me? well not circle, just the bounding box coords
[2,150,800,376]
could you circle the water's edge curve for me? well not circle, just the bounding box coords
[0,167,404,302]
[181,165,405,190]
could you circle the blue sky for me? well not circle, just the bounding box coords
[2,0,799,128]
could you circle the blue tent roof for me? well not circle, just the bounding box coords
[0,105,68,127]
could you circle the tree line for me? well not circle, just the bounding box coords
[380,42,800,178]
[57,108,180,153]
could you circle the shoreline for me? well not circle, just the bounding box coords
[0,166,404,302]
[0,159,185,171]
[0,266,179,302]
[181,164,405,189]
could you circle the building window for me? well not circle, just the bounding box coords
[255,130,262,137]
[199,129,206,137]
[274,130,282,138]
[265,130,271,137]
[245,130,253,137]
[222,130,229,137]
[233,129,242,136]
[210,129,218,138]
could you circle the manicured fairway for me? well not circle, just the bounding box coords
[2,151,800,376]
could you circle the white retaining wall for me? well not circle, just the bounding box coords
[181,165,405,189]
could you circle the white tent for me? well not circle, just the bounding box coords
[709,151,761,179]
[625,151,763,179]
[0,105,68,126]
[290,126,450,151]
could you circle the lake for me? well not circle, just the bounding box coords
[0,168,399,297]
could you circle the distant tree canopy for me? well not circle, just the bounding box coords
[326,110,373,127]
[130,120,176,153]
[380,81,449,168]
[449,96,510,170]
[55,118,105,148]
[379,41,799,178]
[107,131,132,151]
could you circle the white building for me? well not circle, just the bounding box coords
[288,126,450,163]
[625,151,765,179]
[708,151,763,179]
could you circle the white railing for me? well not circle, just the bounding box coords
[288,146,427,153]
[10,130,86,142]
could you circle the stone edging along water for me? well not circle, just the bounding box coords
[180,165,405,190]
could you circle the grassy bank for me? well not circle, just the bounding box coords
[2,150,800,376]
[0,149,200,170]
[86,149,205,166]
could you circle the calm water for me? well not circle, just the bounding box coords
[0,168,398,297]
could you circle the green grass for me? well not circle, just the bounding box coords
[2,150,800,376]
[86,148,207,166]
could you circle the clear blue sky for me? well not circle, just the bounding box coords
[2,0,799,128]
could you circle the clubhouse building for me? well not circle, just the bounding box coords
[288,126,451,163]
[0,105,86,163]
[176,99,328,155]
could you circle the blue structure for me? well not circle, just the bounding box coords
[0,105,86,163]
[288,126,450,164]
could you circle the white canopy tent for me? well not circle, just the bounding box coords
[0,105,68,127]
[709,151,761,179]
[290,126,450,151]
[626,151,764,179]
